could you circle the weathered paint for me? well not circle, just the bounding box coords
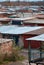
[22,34,40,48]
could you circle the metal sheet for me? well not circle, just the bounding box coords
[0,26,42,34]
[26,34,44,41]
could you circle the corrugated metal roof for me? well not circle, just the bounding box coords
[0,17,35,21]
[25,28,44,35]
[24,19,44,24]
[11,17,35,21]
[26,34,44,41]
[0,25,18,32]
[0,12,15,14]
[0,18,10,21]
[0,25,42,34]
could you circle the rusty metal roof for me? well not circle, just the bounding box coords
[25,28,44,35]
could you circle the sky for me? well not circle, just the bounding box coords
[0,0,43,2]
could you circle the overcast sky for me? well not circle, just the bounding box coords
[0,0,43,2]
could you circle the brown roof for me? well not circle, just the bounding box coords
[25,28,44,35]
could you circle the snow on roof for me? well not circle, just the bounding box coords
[0,25,42,34]
[26,34,44,41]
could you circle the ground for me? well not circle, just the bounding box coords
[1,49,29,65]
